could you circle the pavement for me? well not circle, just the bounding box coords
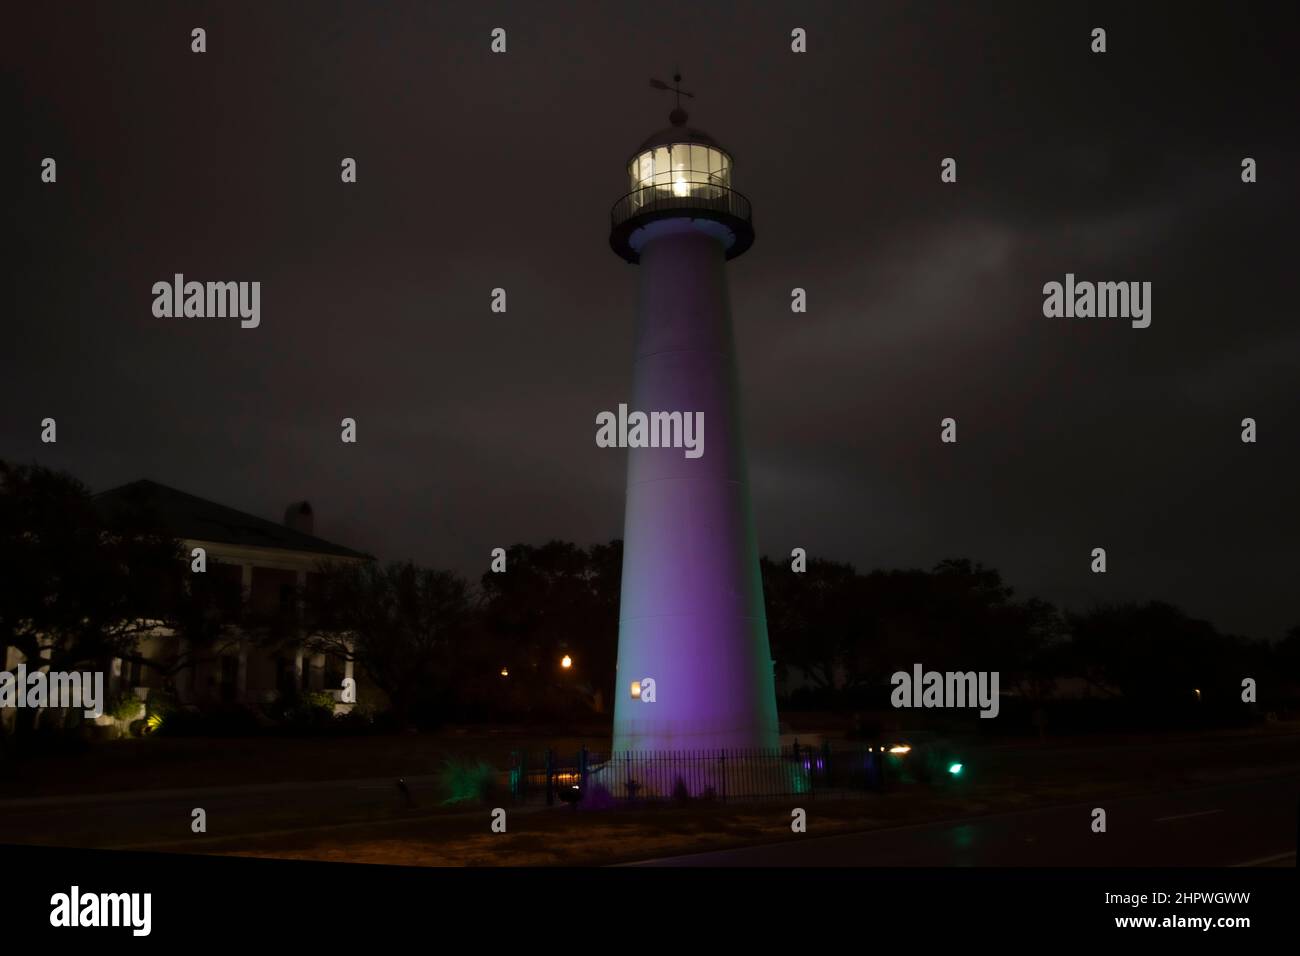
[626,770,1300,866]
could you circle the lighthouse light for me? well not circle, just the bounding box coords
[629,144,731,193]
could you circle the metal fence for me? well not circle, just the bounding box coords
[508,742,891,806]
[610,183,752,231]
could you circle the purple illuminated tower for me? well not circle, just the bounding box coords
[608,79,779,754]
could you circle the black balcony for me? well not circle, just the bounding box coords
[609,183,754,263]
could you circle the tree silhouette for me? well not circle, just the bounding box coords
[304,560,473,730]
[1,462,239,741]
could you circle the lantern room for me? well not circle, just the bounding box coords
[627,138,732,198]
[610,106,754,264]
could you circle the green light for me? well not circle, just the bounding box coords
[947,762,963,776]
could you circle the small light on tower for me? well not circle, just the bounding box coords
[500,667,509,677]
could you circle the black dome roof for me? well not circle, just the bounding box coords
[633,125,730,157]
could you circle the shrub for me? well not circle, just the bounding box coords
[260,689,337,732]
[154,704,261,737]
[304,690,337,711]
[108,695,145,722]
[146,691,178,720]
[439,758,499,805]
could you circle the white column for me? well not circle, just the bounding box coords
[342,642,356,706]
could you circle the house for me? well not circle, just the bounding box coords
[89,479,372,714]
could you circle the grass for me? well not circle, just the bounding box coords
[0,726,606,799]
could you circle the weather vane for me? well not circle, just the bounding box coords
[649,71,693,124]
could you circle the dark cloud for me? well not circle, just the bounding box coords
[5,1,1298,638]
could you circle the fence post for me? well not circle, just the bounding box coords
[808,741,816,799]
[719,749,727,804]
[545,748,554,807]
[579,744,588,792]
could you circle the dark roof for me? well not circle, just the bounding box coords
[634,125,731,157]
[93,480,369,560]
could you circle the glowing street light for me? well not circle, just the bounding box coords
[500,667,509,677]
[561,655,572,669]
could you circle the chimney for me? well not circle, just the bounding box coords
[284,500,314,536]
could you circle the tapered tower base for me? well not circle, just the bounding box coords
[610,222,779,756]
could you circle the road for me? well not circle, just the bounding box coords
[1,730,1296,864]
[0,773,451,850]
[628,771,1300,866]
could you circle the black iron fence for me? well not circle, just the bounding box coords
[508,742,894,806]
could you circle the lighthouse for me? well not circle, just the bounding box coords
[609,77,779,756]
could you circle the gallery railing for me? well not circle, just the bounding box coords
[610,183,753,230]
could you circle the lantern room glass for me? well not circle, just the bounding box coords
[627,144,732,208]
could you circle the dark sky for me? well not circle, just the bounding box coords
[6,2,1298,639]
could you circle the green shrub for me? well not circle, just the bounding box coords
[146,691,178,719]
[439,758,499,805]
[304,690,337,712]
[108,695,145,722]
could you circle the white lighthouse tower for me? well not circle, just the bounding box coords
[609,77,779,756]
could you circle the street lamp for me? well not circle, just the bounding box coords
[561,655,572,669]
